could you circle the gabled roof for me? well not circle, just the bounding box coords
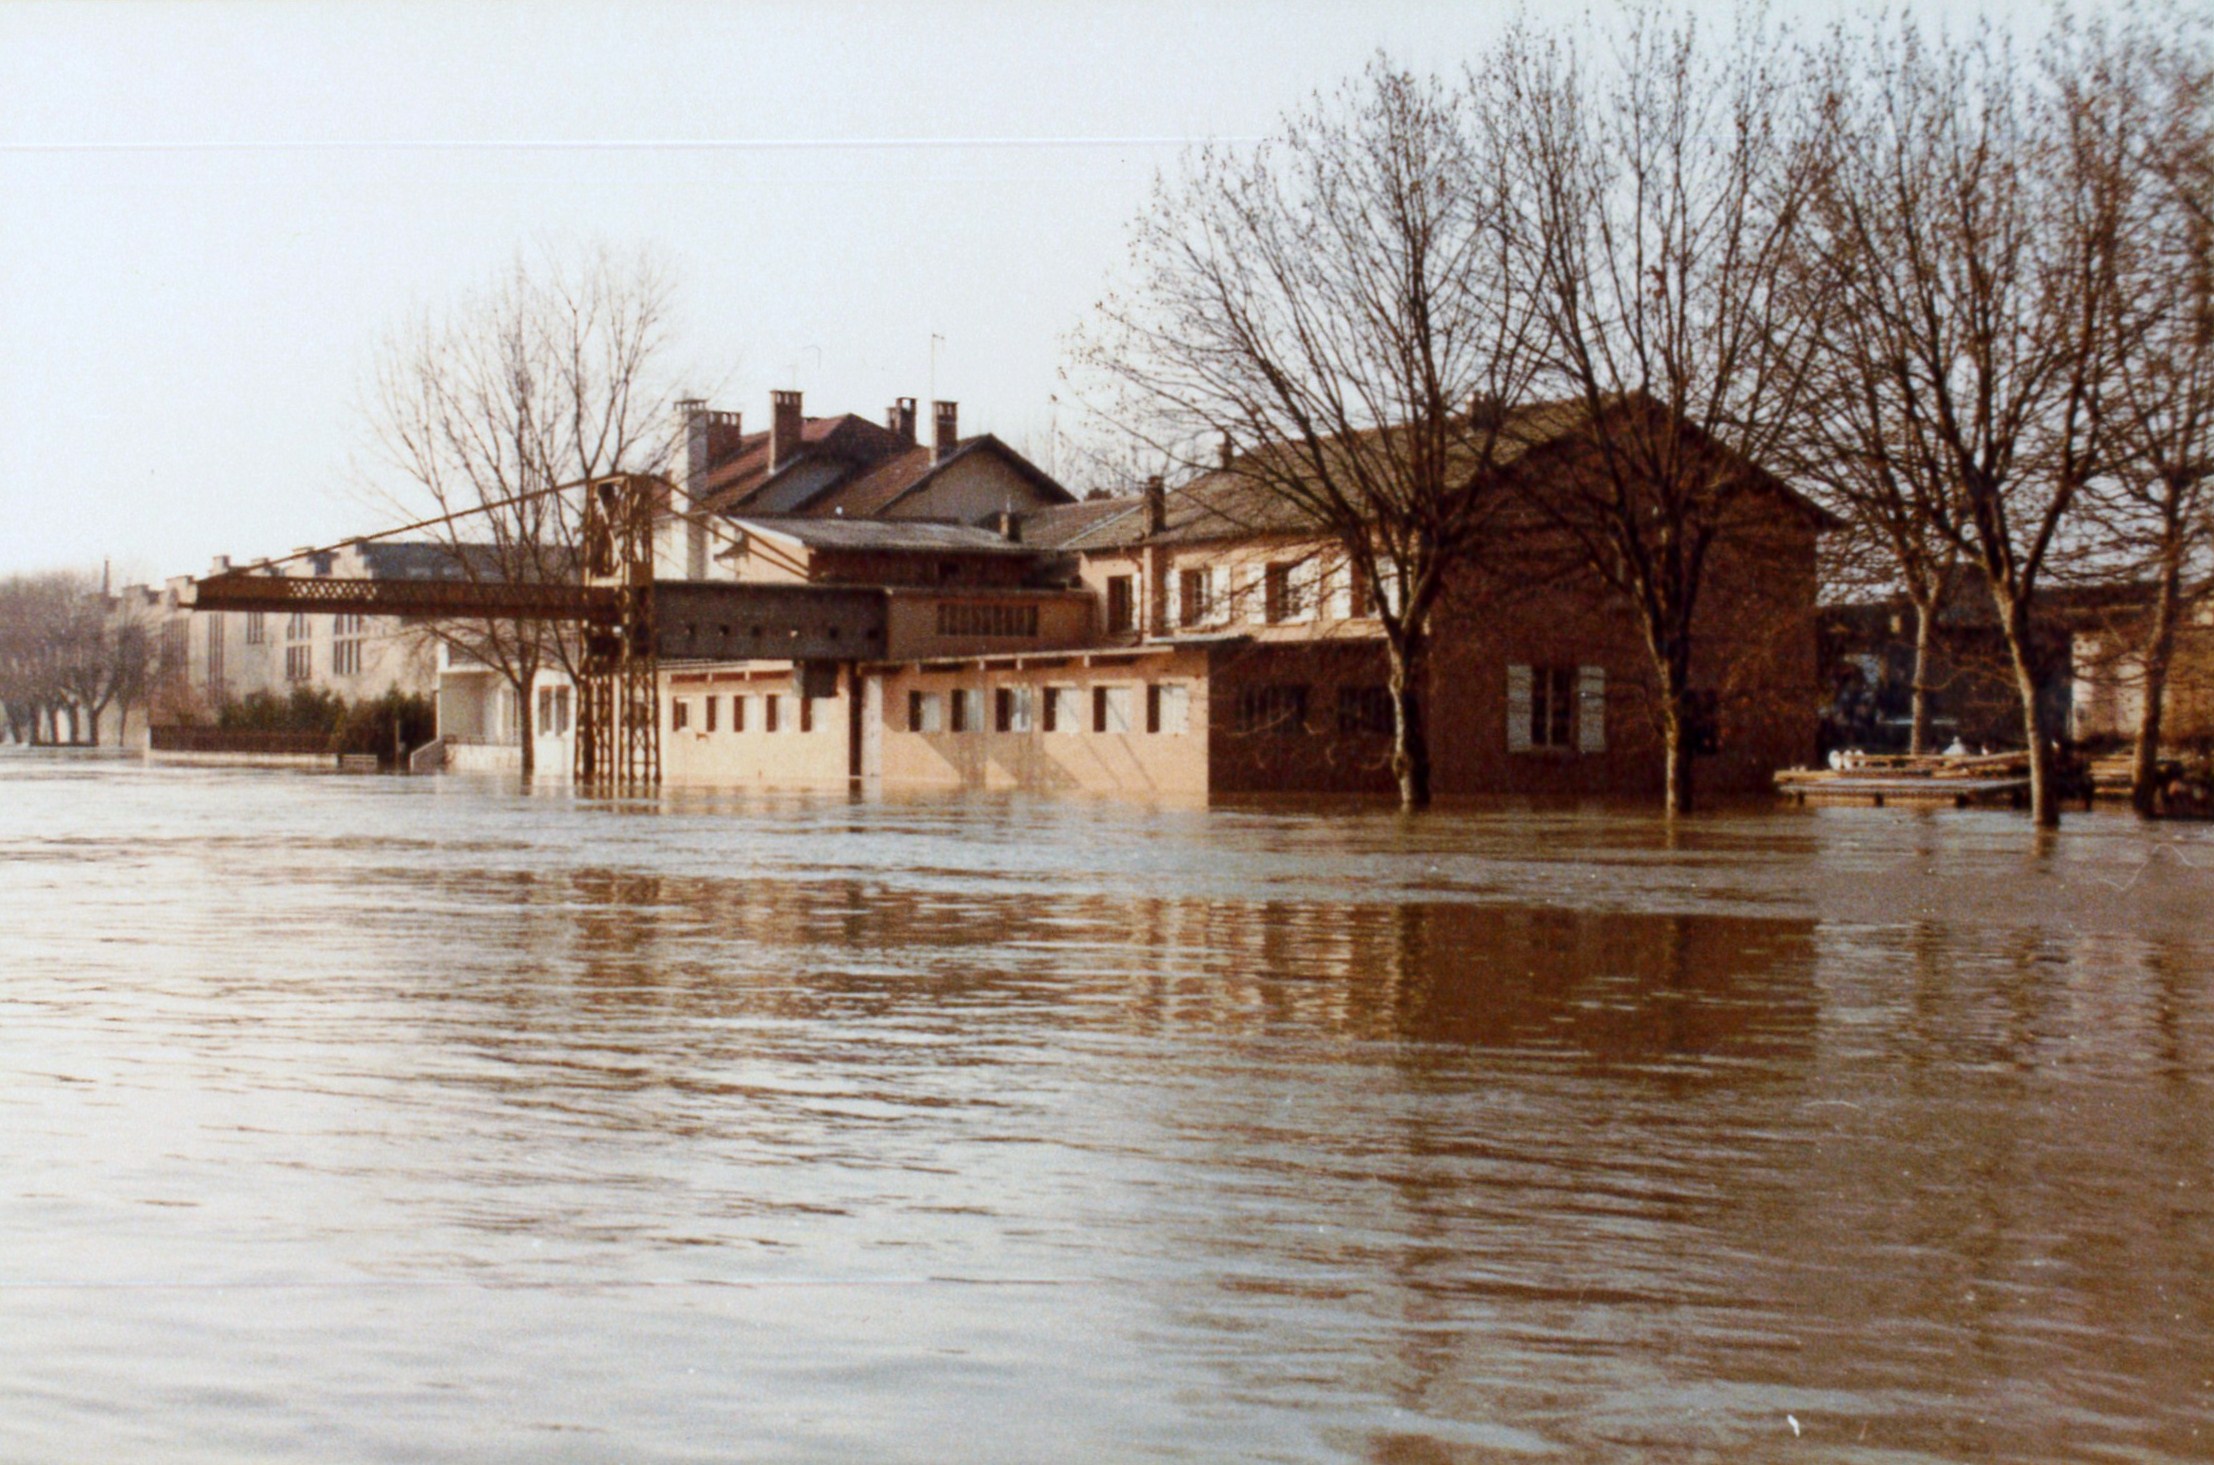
[797,434,1075,519]
[728,516,1045,557]
[699,415,910,513]
[1047,396,1835,553]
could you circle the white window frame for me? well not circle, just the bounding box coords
[1094,684,1134,734]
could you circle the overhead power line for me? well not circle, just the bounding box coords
[1,135,1250,156]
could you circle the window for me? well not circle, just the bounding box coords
[952,687,985,733]
[286,612,310,641]
[331,639,362,676]
[244,612,266,645]
[995,685,1034,733]
[1176,567,1214,628]
[1045,686,1083,733]
[1337,685,1395,736]
[1336,562,1376,620]
[284,644,312,682]
[764,694,781,733]
[908,690,944,733]
[1507,664,1604,752]
[1105,575,1135,634]
[1093,685,1133,734]
[333,614,365,635]
[937,602,1039,638]
[1234,684,1307,735]
[1264,562,1309,623]
[536,685,572,738]
[800,692,814,733]
[672,698,690,732]
[704,695,719,733]
[732,694,750,733]
[1147,683,1190,736]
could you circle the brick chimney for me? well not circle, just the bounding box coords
[933,400,959,463]
[682,399,743,491]
[1144,475,1166,536]
[770,389,803,471]
[1218,433,1234,471]
[887,397,917,444]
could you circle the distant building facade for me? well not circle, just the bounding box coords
[111,541,456,748]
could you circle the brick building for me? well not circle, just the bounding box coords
[612,392,1828,801]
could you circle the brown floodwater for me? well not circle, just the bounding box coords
[0,751,2209,1462]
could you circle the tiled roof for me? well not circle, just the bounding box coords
[809,446,936,517]
[730,516,1043,556]
[1049,397,1833,552]
[1016,496,1147,550]
[798,434,1077,520]
[699,415,909,513]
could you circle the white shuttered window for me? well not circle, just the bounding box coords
[1506,665,1533,752]
[1577,666,1607,752]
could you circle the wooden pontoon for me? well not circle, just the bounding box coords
[1775,750,2033,808]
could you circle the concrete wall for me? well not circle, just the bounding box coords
[663,666,851,786]
[873,649,1210,798]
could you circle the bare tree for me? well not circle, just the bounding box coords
[1073,58,1549,808]
[0,573,68,743]
[2095,20,2214,813]
[0,571,163,746]
[1807,18,2133,826]
[368,242,679,778]
[1501,9,1832,814]
[1788,202,1965,755]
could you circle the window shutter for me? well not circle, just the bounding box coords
[1506,664,1533,752]
[1577,666,1606,753]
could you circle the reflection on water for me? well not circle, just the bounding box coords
[0,753,2209,1462]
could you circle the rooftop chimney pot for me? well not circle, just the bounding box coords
[770,390,804,472]
[1144,475,1166,536]
[933,400,959,463]
[1218,434,1234,471]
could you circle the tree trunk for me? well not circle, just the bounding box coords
[1908,595,1939,756]
[1388,634,1431,811]
[2000,607,2060,828]
[516,677,537,780]
[1663,707,1693,817]
[2131,551,2183,819]
[1654,645,1695,817]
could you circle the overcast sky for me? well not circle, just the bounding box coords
[2,0,2011,584]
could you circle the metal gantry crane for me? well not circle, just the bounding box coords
[187,473,890,790]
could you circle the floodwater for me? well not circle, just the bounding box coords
[0,754,2210,1463]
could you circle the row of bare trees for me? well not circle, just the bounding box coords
[0,573,159,747]
[1077,5,2213,823]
